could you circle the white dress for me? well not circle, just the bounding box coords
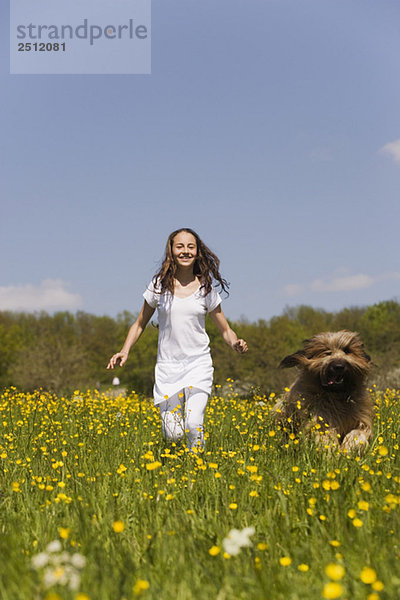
[143,280,222,405]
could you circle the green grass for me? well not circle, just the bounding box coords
[0,386,399,600]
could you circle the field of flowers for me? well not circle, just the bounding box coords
[1,384,399,600]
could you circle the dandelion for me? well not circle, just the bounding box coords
[372,581,384,591]
[298,564,309,572]
[257,543,267,551]
[360,567,377,584]
[58,527,70,539]
[325,563,345,581]
[133,579,150,595]
[112,520,125,533]
[352,518,363,528]
[279,556,292,566]
[222,526,255,556]
[229,503,238,510]
[145,461,162,471]
[322,582,343,599]
[209,545,221,556]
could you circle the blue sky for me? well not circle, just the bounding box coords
[1,0,399,322]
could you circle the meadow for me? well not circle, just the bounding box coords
[1,384,399,600]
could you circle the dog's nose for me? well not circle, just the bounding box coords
[330,361,345,374]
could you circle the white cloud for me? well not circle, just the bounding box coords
[310,273,374,292]
[0,279,82,312]
[380,138,400,165]
[284,272,400,297]
[283,283,304,297]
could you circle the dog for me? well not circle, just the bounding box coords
[274,330,373,452]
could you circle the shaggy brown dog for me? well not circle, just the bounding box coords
[274,330,373,452]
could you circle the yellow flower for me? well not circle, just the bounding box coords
[58,527,70,539]
[75,595,91,600]
[229,503,238,510]
[378,445,388,456]
[325,563,345,581]
[329,540,340,547]
[257,543,267,551]
[133,579,150,595]
[367,594,379,600]
[357,500,369,511]
[372,581,384,591]
[298,564,309,572]
[352,518,363,528]
[279,556,292,566]
[209,545,221,556]
[146,461,162,471]
[347,509,356,519]
[112,520,125,533]
[360,567,377,584]
[322,582,343,599]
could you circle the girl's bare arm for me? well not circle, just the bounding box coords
[107,301,155,368]
[209,305,248,354]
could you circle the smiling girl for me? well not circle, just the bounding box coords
[107,227,247,451]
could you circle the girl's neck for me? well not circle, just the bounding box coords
[174,267,197,286]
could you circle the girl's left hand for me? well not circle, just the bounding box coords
[233,339,248,354]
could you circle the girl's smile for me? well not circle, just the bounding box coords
[172,231,198,269]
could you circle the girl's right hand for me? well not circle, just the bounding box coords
[107,351,128,369]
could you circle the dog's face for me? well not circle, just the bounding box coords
[280,330,371,393]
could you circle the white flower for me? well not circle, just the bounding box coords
[70,553,86,569]
[46,540,62,553]
[31,552,49,569]
[43,566,68,588]
[222,526,255,556]
[68,571,81,591]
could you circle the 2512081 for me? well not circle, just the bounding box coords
[18,42,66,52]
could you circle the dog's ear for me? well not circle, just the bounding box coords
[279,350,305,369]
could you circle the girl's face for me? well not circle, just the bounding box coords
[171,231,198,270]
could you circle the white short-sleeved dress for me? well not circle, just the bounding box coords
[143,280,222,405]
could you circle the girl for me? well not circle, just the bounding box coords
[107,228,247,451]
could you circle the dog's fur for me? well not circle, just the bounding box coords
[274,330,373,452]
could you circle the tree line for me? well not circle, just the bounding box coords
[1,299,399,395]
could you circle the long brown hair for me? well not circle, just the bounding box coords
[153,228,229,296]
